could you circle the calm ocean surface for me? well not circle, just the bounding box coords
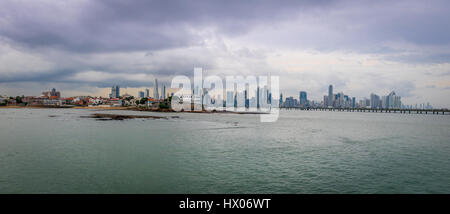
[0,108,449,193]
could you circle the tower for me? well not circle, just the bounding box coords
[154,79,159,99]
[328,85,333,107]
[162,85,166,100]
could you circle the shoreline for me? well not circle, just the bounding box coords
[0,105,268,114]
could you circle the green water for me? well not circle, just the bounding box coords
[0,108,449,193]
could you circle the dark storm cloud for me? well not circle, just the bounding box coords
[0,70,70,83]
[0,0,449,105]
[0,0,332,53]
[1,0,449,54]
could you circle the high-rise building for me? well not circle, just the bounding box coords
[279,93,283,106]
[323,95,328,107]
[153,79,159,99]
[226,91,234,108]
[262,86,268,107]
[388,91,401,109]
[256,86,260,108]
[244,89,249,108]
[328,85,333,107]
[110,85,120,98]
[381,91,401,109]
[139,91,145,98]
[336,92,344,108]
[42,88,61,99]
[285,97,296,107]
[162,85,166,100]
[145,88,150,98]
[370,93,380,109]
[299,91,307,106]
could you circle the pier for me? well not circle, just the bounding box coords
[280,107,450,115]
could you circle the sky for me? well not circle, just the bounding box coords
[0,0,449,107]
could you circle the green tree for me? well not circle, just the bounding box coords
[159,102,169,109]
[140,97,148,105]
[125,96,134,102]
[15,96,22,103]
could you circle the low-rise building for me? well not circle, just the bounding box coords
[109,98,122,107]
[0,96,6,105]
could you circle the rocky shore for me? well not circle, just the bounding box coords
[80,113,171,121]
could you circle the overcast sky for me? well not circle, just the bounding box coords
[0,0,449,107]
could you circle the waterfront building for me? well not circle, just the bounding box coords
[109,98,122,107]
[279,93,283,106]
[256,86,260,108]
[110,85,120,99]
[299,91,307,106]
[323,95,328,107]
[284,96,295,107]
[154,79,159,99]
[226,91,234,108]
[138,91,145,98]
[328,85,333,107]
[41,88,61,99]
[382,91,401,109]
[370,93,381,109]
[162,85,166,100]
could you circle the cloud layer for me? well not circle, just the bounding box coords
[0,0,450,107]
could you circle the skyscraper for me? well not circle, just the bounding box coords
[154,79,159,99]
[256,86,260,108]
[279,93,283,106]
[387,91,401,109]
[145,88,150,98]
[299,91,307,106]
[226,91,234,108]
[323,95,328,107]
[139,91,145,98]
[162,85,166,100]
[370,93,380,109]
[110,85,120,98]
[328,85,333,107]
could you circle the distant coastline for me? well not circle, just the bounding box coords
[0,105,268,114]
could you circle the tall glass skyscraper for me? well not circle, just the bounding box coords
[328,85,333,107]
[299,91,307,106]
[154,79,159,99]
[110,85,120,98]
[162,85,166,100]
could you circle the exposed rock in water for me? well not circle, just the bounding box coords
[81,113,168,121]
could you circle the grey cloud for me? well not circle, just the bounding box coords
[424,70,450,77]
[1,0,449,55]
[386,53,450,65]
[0,0,330,53]
[0,0,449,107]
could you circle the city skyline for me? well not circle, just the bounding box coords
[0,1,450,108]
[1,82,437,110]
